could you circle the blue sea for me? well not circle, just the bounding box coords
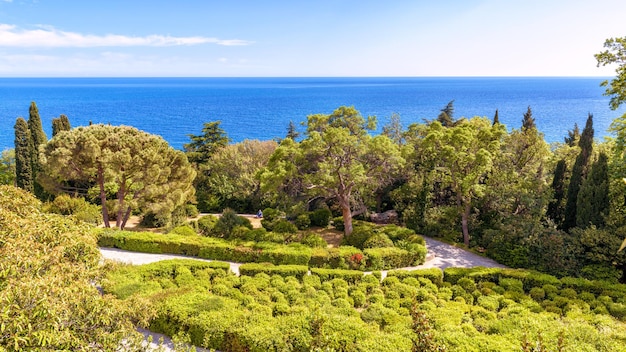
[1,77,624,151]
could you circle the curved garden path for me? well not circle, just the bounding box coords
[99,236,505,277]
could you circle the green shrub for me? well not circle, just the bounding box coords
[342,225,374,249]
[262,208,281,222]
[386,268,443,286]
[363,233,394,248]
[272,219,298,234]
[197,214,219,236]
[529,287,545,301]
[309,208,332,227]
[364,247,424,270]
[169,225,197,237]
[185,204,199,217]
[43,194,102,225]
[310,268,363,285]
[300,232,328,248]
[239,263,309,280]
[212,209,253,239]
[332,216,345,231]
[295,214,311,230]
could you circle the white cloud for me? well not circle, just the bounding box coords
[0,24,252,47]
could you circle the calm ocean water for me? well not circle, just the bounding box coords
[1,77,624,151]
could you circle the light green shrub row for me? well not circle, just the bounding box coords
[239,263,309,279]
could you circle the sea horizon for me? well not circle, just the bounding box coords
[1,76,624,151]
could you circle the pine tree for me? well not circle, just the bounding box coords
[521,106,536,131]
[437,100,455,127]
[52,114,71,137]
[27,102,48,199]
[286,120,300,140]
[576,152,609,228]
[547,159,567,225]
[184,121,229,165]
[563,114,594,231]
[493,109,500,125]
[14,117,33,192]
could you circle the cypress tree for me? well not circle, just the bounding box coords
[27,102,48,199]
[521,106,536,131]
[576,152,609,228]
[493,109,500,125]
[547,159,567,226]
[563,114,594,231]
[52,114,71,137]
[14,117,33,192]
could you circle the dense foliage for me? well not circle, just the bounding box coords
[39,124,196,229]
[0,185,151,350]
[104,260,626,352]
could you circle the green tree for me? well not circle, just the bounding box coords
[51,114,71,137]
[422,117,505,246]
[0,149,16,186]
[564,123,580,147]
[563,114,594,231]
[577,152,609,228]
[27,101,48,199]
[595,37,626,110]
[184,121,229,164]
[0,185,151,350]
[199,139,277,212]
[39,124,196,229]
[521,106,536,131]
[546,159,567,225]
[14,117,33,192]
[261,106,403,237]
[286,120,300,140]
[437,100,455,127]
[493,109,500,125]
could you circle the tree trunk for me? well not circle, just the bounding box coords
[461,203,471,246]
[97,164,110,228]
[120,206,132,230]
[115,179,126,229]
[342,205,353,237]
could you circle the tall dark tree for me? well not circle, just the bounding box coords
[14,117,33,192]
[183,121,229,165]
[546,159,567,225]
[564,123,580,147]
[27,102,48,199]
[576,152,609,228]
[52,114,71,137]
[286,120,300,140]
[493,109,500,125]
[563,114,594,231]
[437,100,455,127]
[521,106,536,131]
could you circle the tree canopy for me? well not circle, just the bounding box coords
[40,124,196,229]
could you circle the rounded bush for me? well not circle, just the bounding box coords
[300,233,328,248]
[309,208,332,227]
[272,219,298,234]
[197,215,219,236]
[295,214,311,230]
[169,225,197,237]
[529,287,545,301]
[363,233,394,249]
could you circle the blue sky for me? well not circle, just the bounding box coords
[0,0,624,77]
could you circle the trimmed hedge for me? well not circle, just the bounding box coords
[386,268,444,285]
[98,229,428,271]
[239,263,309,279]
[311,268,364,284]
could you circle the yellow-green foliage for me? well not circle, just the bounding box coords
[0,185,151,350]
[105,260,626,352]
